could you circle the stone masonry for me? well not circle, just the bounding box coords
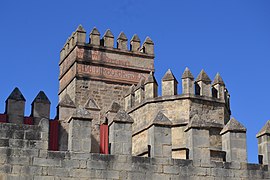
[0,25,269,179]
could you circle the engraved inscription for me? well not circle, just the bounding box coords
[77,64,146,83]
[91,50,130,67]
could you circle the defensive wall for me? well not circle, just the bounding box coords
[0,25,269,179]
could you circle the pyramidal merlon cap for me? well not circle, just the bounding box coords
[135,78,145,90]
[90,27,100,35]
[104,29,114,38]
[76,24,86,33]
[144,36,154,45]
[113,110,134,123]
[162,69,178,82]
[182,67,194,79]
[7,87,26,101]
[212,73,225,86]
[118,32,128,40]
[145,71,157,85]
[33,91,51,104]
[220,117,246,135]
[131,34,140,42]
[256,120,270,138]
[196,69,211,83]
[152,111,172,126]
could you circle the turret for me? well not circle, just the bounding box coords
[220,118,247,163]
[5,87,26,124]
[141,37,154,55]
[144,72,158,99]
[31,91,51,125]
[162,69,178,96]
[181,67,194,94]
[212,73,225,100]
[130,34,140,52]
[89,27,101,46]
[195,69,212,97]
[102,29,114,48]
[117,32,128,50]
[256,120,270,165]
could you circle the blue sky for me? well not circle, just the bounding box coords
[0,1,269,162]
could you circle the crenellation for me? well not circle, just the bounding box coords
[141,36,154,54]
[130,34,141,52]
[102,29,114,48]
[31,91,51,125]
[68,107,92,153]
[0,25,268,179]
[134,78,145,105]
[89,27,101,46]
[117,32,128,50]
[148,111,172,158]
[5,87,26,124]
[220,118,247,163]
[212,73,226,100]
[196,69,212,97]
[182,67,195,95]
[124,84,135,110]
[109,110,134,155]
[60,25,86,62]
[162,69,178,96]
[144,71,158,100]
[257,120,270,165]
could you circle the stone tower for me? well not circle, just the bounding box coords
[58,25,154,151]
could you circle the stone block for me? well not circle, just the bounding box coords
[33,176,55,180]
[33,157,61,167]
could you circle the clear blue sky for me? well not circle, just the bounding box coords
[0,1,269,163]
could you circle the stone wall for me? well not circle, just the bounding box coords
[128,95,228,157]
[0,148,268,180]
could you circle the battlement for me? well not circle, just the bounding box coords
[0,102,269,179]
[0,25,270,179]
[124,68,230,111]
[1,87,51,125]
[60,25,154,64]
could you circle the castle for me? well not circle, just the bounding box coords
[0,25,269,179]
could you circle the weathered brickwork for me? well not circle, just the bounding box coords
[0,25,270,179]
